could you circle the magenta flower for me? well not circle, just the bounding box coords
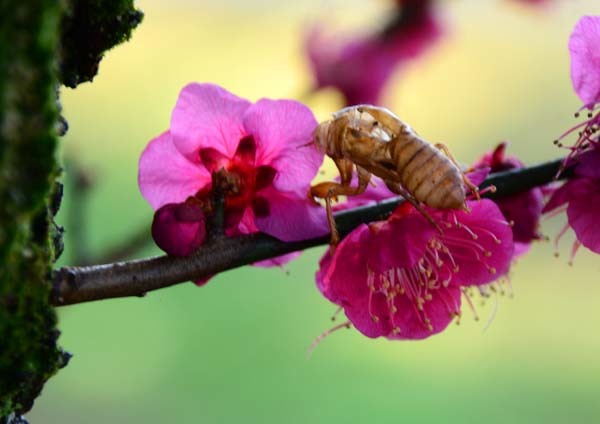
[139,83,328,258]
[556,16,600,165]
[543,148,600,258]
[305,0,443,105]
[317,200,514,340]
[545,16,600,261]
[472,142,543,257]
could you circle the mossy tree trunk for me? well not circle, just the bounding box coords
[0,0,142,419]
[0,0,66,419]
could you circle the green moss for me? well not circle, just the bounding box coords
[0,0,143,417]
[59,0,144,87]
[0,0,66,417]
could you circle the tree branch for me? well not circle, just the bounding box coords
[51,158,567,307]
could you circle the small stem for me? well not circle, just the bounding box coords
[51,158,567,307]
[207,169,227,240]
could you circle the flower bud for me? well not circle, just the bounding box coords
[151,201,206,257]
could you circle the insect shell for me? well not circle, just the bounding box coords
[314,104,470,211]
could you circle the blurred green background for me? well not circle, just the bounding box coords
[30,0,600,422]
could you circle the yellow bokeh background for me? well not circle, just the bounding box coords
[30,1,600,422]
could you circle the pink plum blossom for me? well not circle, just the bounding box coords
[472,142,543,257]
[545,16,600,261]
[317,199,514,340]
[555,16,600,165]
[305,0,443,105]
[543,148,600,258]
[139,83,328,260]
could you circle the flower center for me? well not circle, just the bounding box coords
[198,135,277,225]
[366,212,501,336]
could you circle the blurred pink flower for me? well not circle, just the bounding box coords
[305,0,443,105]
[316,199,513,340]
[472,142,543,257]
[510,0,550,6]
[139,83,328,259]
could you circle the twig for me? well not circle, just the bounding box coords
[51,158,566,307]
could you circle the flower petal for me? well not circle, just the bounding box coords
[467,166,490,187]
[496,188,543,245]
[320,223,461,340]
[242,99,322,192]
[575,148,600,178]
[384,284,461,340]
[170,83,251,161]
[567,177,600,254]
[254,189,329,242]
[138,131,210,210]
[232,207,302,267]
[442,199,514,287]
[374,209,437,270]
[542,182,571,213]
[569,16,600,107]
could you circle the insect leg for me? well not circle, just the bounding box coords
[434,143,481,200]
[384,180,442,233]
[310,160,371,245]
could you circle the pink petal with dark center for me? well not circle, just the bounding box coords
[170,83,251,162]
[199,148,229,173]
[569,16,600,107]
[138,131,210,210]
[242,99,322,192]
[233,135,257,165]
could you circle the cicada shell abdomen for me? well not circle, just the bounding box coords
[388,131,467,210]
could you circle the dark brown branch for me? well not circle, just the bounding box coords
[51,158,567,307]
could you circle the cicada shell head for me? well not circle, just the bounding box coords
[313,120,333,154]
